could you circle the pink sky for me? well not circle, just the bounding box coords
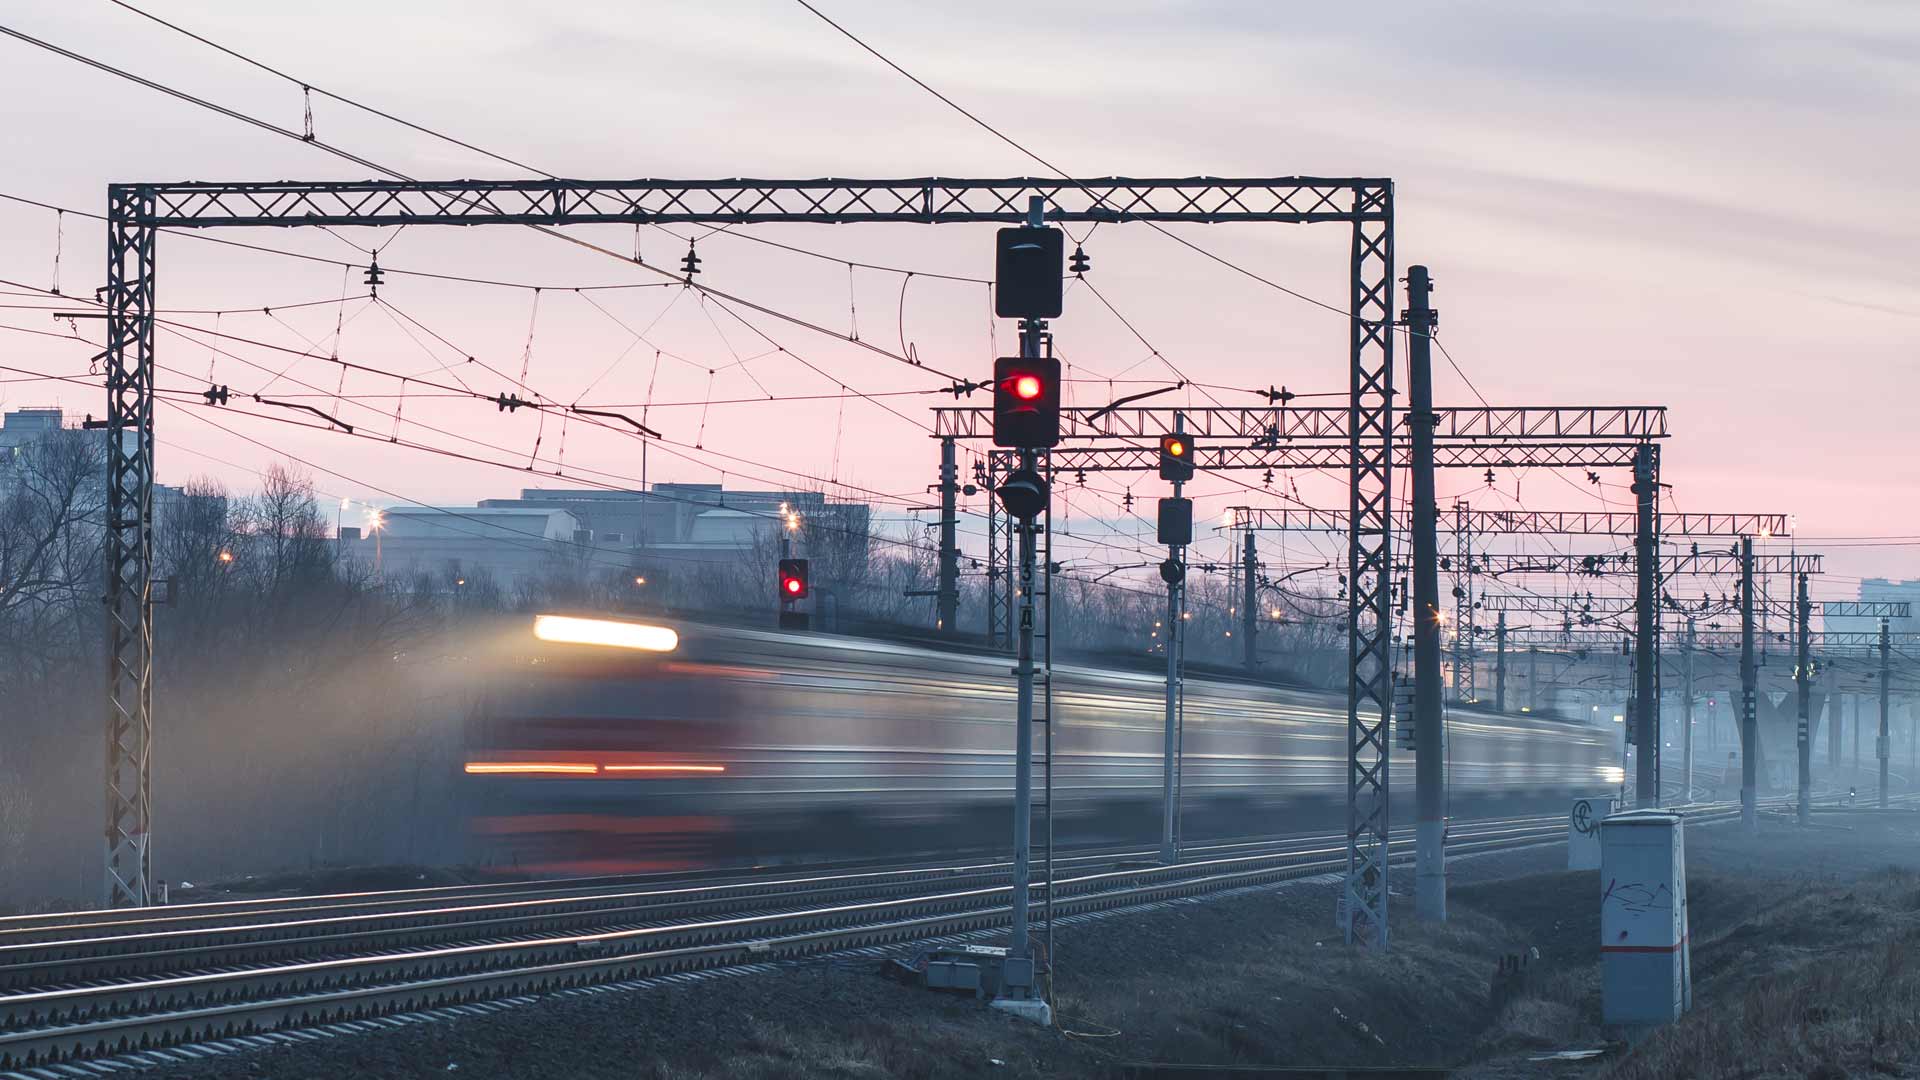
[2,0,1916,600]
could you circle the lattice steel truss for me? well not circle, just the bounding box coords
[932,405,1667,441]
[137,177,1387,226]
[102,187,157,909]
[1345,185,1394,947]
[1502,627,1920,653]
[1467,552,1823,577]
[1454,503,1478,706]
[1227,507,1790,537]
[1480,595,1908,621]
[102,175,1395,919]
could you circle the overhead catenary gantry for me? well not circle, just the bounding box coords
[1479,596,1905,620]
[942,406,1668,475]
[100,176,1398,941]
[1227,507,1788,537]
[1466,552,1822,578]
[945,405,1669,644]
[1227,502,1789,807]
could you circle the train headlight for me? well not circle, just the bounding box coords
[532,615,679,653]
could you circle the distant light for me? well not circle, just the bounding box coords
[633,576,647,586]
[1520,706,1531,713]
[602,763,726,774]
[1613,714,1625,723]
[364,507,386,532]
[533,615,678,652]
[1271,608,1282,618]
[339,497,352,511]
[217,550,233,563]
[455,578,466,587]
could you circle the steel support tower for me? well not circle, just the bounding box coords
[1453,501,1477,706]
[102,187,158,908]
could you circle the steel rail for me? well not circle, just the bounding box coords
[0,814,1572,989]
[0,814,1566,947]
[16,795,1873,1072]
[0,814,1591,1069]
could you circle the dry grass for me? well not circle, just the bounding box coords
[1606,868,1920,1080]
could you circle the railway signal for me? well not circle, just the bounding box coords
[1157,496,1193,546]
[778,558,810,601]
[995,466,1049,522]
[992,357,1062,449]
[993,226,1064,319]
[1159,434,1195,481]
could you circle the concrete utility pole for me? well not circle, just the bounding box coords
[1633,442,1660,807]
[1683,619,1695,803]
[936,436,960,635]
[1160,413,1187,864]
[1796,571,1812,826]
[1242,528,1257,672]
[1528,646,1539,713]
[1880,619,1892,808]
[1852,691,1861,778]
[1830,690,1845,779]
[1495,613,1508,713]
[1404,265,1446,922]
[1740,537,1757,831]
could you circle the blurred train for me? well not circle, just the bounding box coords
[457,614,1618,874]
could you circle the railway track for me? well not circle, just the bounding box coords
[0,801,1773,1071]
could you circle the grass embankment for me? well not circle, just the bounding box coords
[136,814,1920,1079]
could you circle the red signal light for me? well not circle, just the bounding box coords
[777,557,810,601]
[991,357,1062,449]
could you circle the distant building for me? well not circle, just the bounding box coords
[341,506,583,588]
[1,407,101,486]
[1825,578,1920,638]
[0,407,76,453]
[337,484,874,593]
[477,484,871,563]
[2,406,217,530]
